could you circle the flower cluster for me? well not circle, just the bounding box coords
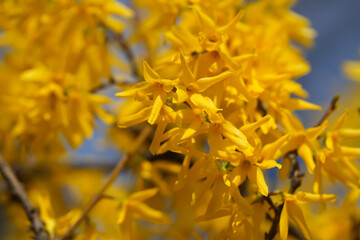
[0,0,132,160]
[0,1,359,240]
[114,0,359,239]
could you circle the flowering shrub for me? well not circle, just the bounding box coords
[0,0,359,240]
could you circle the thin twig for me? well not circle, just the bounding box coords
[264,98,337,240]
[289,224,306,240]
[265,202,284,240]
[90,76,116,93]
[263,196,277,212]
[268,96,340,239]
[90,33,139,93]
[0,157,49,240]
[316,95,340,126]
[252,194,282,240]
[287,151,303,194]
[59,125,152,240]
[351,215,360,240]
[265,97,335,239]
[265,150,303,240]
[115,34,139,78]
[257,100,267,116]
[59,155,129,240]
[267,96,338,239]
[265,213,305,240]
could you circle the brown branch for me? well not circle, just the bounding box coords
[0,157,49,240]
[288,224,306,240]
[265,150,304,240]
[287,150,303,194]
[59,125,152,240]
[251,193,283,240]
[265,95,334,240]
[90,34,139,93]
[115,34,139,78]
[58,155,129,240]
[266,96,338,239]
[265,213,305,240]
[90,76,116,93]
[316,95,340,126]
[263,97,337,240]
[351,215,360,240]
[263,196,277,212]
[265,201,284,240]
[257,100,267,116]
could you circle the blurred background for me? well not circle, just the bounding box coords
[293,0,360,126]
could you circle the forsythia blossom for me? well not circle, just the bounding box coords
[0,0,133,160]
[0,0,359,240]
[114,1,360,239]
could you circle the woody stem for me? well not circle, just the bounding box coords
[58,125,152,240]
[90,33,139,93]
[0,156,49,240]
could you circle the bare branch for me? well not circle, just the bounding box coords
[265,201,284,240]
[265,150,304,240]
[316,95,340,126]
[287,150,303,194]
[59,125,152,240]
[90,33,139,93]
[0,157,49,240]
[59,155,129,240]
[90,76,116,93]
[115,33,139,78]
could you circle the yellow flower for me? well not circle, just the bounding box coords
[166,7,243,53]
[313,111,360,191]
[116,60,177,126]
[33,191,82,238]
[280,191,337,240]
[343,60,360,81]
[325,111,360,157]
[118,188,171,239]
[139,160,181,196]
[277,109,328,174]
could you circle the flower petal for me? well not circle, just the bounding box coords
[180,50,196,84]
[256,160,281,170]
[295,191,338,203]
[118,106,152,128]
[287,201,311,240]
[240,115,271,135]
[298,143,315,174]
[129,201,171,225]
[247,166,268,196]
[222,120,249,150]
[190,93,221,113]
[143,60,160,82]
[306,120,328,140]
[196,71,233,92]
[280,201,289,240]
[149,120,167,155]
[129,188,159,202]
[148,94,164,125]
[180,119,201,140]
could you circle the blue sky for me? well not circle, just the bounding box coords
[294,0,360,126]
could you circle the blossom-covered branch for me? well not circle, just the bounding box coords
[0,0,360,239]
